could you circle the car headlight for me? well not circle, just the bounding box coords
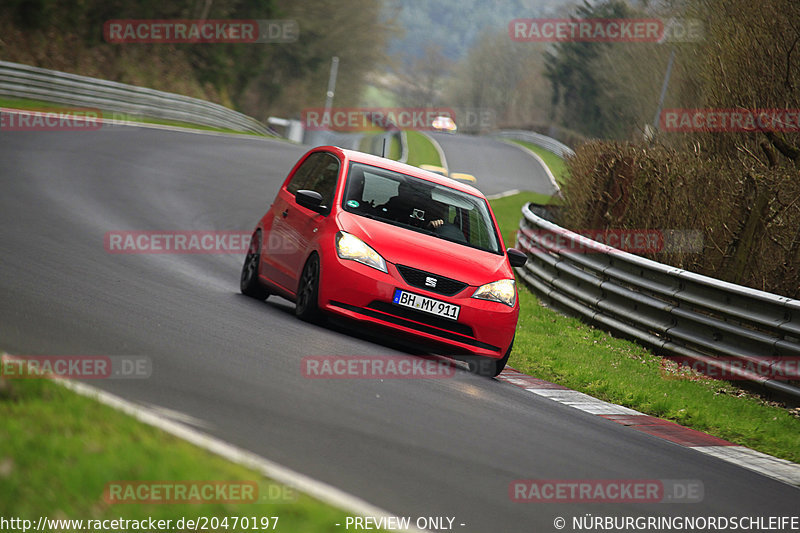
[335,231,387,273]
[472,279,516,307]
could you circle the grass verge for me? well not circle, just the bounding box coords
[388,135,402,160]
[490,192,561,245]
[488,193,800,464]
[506,139,569,187]
[359,134,401,159]
[0,374,380,530]
[358,135,374,153]
[403,131,441,168]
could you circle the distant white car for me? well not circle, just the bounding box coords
[431,115,457,133]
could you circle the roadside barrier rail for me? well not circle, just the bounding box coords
[495,130,575,159]
[0,60,269,134]
[516,203,800,399]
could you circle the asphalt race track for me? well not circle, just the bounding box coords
[429,132,559,197]
[1,125,797,532]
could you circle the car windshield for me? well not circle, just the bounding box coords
[342,162,501,254]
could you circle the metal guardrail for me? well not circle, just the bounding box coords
[495,130,575,159]
[515,203,800,398]
[0,60,269,134]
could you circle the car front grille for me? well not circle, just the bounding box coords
[395,264,468,296]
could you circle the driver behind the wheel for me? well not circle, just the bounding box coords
[379,180,444,230]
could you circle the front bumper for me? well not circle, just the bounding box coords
[317,252,518,358]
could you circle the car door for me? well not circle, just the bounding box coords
[263,151,341,294]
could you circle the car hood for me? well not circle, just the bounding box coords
[336,211,511,286]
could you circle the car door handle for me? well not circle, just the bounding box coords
[282,209,289,218]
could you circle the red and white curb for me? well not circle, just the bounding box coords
[497,368,800,487]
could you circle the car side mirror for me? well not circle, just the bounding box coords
[507,247,527,268]
[295,189,325,213]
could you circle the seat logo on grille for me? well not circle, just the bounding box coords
[425,276,438,288]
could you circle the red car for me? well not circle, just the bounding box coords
[240,146,527,376]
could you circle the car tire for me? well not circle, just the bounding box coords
[240,232,269,300]
[295,253,321,322]
[468,335,513,377]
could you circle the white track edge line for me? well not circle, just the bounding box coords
[58,379,428,532]
[420,132,448,173]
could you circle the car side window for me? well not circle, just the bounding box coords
[287,153,320,195]
[286,152,341,213]
[305,154,340,209]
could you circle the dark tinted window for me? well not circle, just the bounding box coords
[343,162,501,254]
[286,152,340,212]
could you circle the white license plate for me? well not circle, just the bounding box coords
[392,289,460,320]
